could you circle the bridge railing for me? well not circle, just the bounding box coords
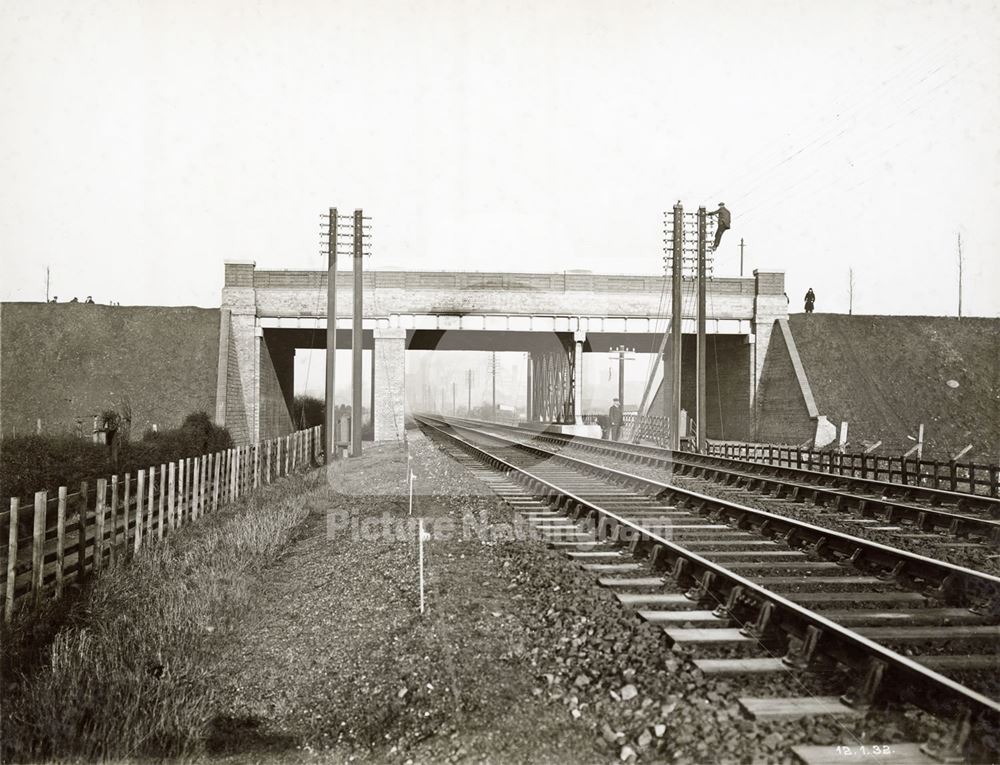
[706,440,1000,498]
[1,425,324,623]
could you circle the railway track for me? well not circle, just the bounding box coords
[446,416,1000,544]
[416,414,1000,764]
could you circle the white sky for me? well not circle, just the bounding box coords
[2,0,998,316]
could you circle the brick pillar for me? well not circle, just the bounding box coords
[221,261,258,445]
[373,328,406,441]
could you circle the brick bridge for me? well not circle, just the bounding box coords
[218,262,788,442]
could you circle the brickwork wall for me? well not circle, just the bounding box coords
[0,303,220,438]
[259,333,295,440]
[645,335,750,441]
[223,326,249,444]
[755,323,815,445]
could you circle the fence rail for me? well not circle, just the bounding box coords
[706,440,1000,498]
[2,426,324,622]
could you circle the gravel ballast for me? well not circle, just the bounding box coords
[202,428,954,763]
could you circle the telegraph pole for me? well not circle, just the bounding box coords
[739,238,745,277]
[45,266,50,302]
[609,345,635,410]
[668,202,683,449]
[323,208,338,461]
[848,267,855,315]
[695,207,707,452]
[351,209,364,457]
[957,232,963,319]
[467,369,473,414]
[452,381,456,414]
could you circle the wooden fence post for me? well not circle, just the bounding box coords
[32,491,47,605]
[213,452,221,512]
[168,462,176,531]
[230,448,237,500]
[146,468,156,541]
[286,435,291,475]
[266,440,272,484]
[158,464,167,540]
[178,460,186,525]
[78,481,89,583]
[254,445,260,489]
[94,481,106,575]
[191,457,202,520]
[56,487,67,597]
[5,498,19,622]
[123,473,131,551]
[109,475,119,565]
[135,469,145,552]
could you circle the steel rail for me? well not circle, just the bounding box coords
[519,419,1000,511]
[427,416,1000,604]
[440,416,1000,540]
[417,415,1000,753]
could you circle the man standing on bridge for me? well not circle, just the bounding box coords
[805,288,816,313]
[708,202,731,248]
[608,398,623,441]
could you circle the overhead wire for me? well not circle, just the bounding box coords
[735,56,974,229]
[699,32,967,207]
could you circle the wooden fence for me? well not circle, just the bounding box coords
[2,425,324,622]
[706,440,1000,498]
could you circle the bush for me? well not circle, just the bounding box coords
[0,411,234,502]
[292,395,325,429]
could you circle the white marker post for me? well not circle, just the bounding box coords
[418,518,429,613]
[409,469,416,516]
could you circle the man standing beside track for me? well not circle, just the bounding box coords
[608,398,623,441]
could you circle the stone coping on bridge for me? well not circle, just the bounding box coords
[235,266,773,295]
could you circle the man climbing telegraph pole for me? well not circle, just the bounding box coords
[708,202,731,248]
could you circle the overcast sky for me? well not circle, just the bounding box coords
[2,0,998,317]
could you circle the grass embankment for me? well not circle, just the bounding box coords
[1,470,320,763]
[788,314,1000,459]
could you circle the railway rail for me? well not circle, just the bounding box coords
[450,417,1000,543]
[416,414,1000,764]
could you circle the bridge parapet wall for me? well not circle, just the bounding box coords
[233,266,766,322]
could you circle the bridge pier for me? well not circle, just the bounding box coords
[373,328,406,441]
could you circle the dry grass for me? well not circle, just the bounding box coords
[1,471,318,763]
